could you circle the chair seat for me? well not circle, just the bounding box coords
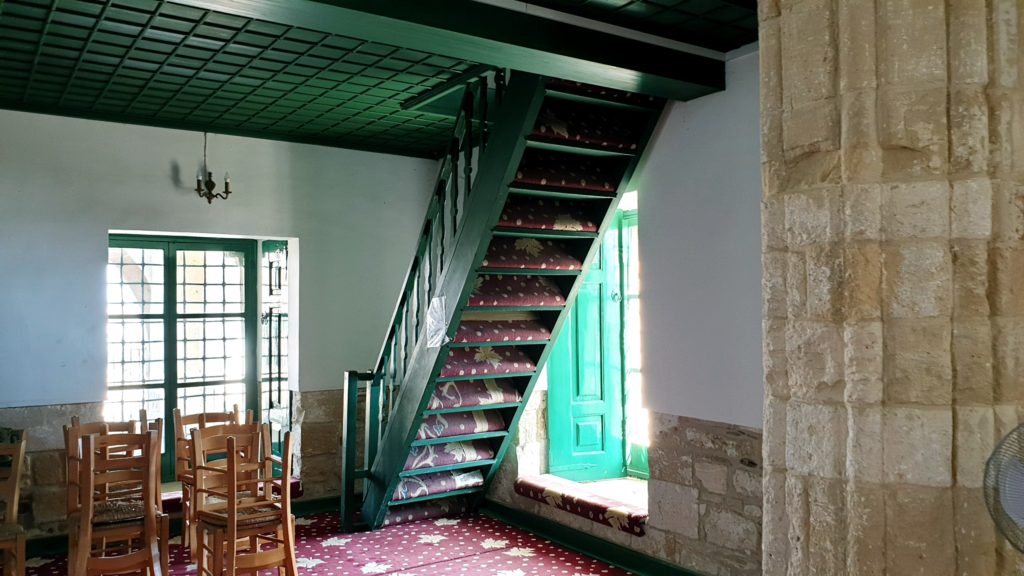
[208,490,253,504]
[94,498,145,524]
[199,504,281,529]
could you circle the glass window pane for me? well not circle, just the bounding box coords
[177,250,245,314]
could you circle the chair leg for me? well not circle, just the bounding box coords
[284,517,298,576]
[159,514,169,576]
[16,533,26,576]
[195,525,205,576]
[211,529,224,576]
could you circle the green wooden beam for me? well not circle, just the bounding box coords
[169,0,724,101]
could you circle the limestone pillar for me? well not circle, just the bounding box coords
[760,0,1024,573]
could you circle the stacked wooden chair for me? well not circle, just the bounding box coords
[173,405,251,558]
[0,429,27,576]
[191,423,297,575]
[64,414,168,576]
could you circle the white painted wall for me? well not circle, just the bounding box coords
[0,110,436,408]
[637,51,763,429]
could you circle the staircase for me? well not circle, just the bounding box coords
[342,70,664,530]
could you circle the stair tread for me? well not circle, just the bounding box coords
[389,487,485,507]
[513,148,628,195]
[411,431,509,446]
[482,237,582,272]
[393,469,485,502]
[531,97,645,153]
[453,320,551,346]
[468,274,566,308]
[428,378,524,411]
[499,196,601,234]
[404,439,497,472]
[546,78,661,109]
[441,346,536,379]
[492,227,599,240]
[382,496,471,526]
[416,410,506,442]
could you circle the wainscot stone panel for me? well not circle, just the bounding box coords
[487,380,764,576]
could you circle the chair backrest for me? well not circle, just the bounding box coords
[0,430,27,526]
[193,424,292,539]
[189,423,261,515]
[173,405,251,481]
[79,430,160,534]
[64,417,140,515]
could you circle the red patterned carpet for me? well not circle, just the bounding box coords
[26,512,633,575]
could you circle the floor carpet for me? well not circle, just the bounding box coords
[26,512,633,575]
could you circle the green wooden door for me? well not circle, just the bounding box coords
[547,218,625,481]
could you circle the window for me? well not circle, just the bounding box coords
[547,192,648,481]
[260,240,291,456]
[106,235,258,479]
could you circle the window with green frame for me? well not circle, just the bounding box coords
[548,194,648,482]
[105,235,259,481]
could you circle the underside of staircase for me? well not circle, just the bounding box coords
[341,71,664,531]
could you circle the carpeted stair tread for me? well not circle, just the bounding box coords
[513,149,627,193]
[404,440,497,471]
[416,411,506,441]
[498,196,599,233]
[482,237,581,271]
[441,346,536,378]
[514,475,648,536]
[453,320,551,345]
[428,379,523,411]
[382,498,471,526]
[393,469,484,501]
[468,275,566,308]
[547,78,660,108]
[531,98,644,152]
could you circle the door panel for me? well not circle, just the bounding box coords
[548,226,625,481]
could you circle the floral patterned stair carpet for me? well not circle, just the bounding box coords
[25,512,632,576]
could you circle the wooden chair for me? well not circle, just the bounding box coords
[64,412,169,573]
[173,405,251,557]
[0,430,27,576]
[193,424,296,576]
[68,430,166,576]
[64,416,138,518]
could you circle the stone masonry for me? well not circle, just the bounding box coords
[760,0,1024,573]
[489,377,764,575]
[0,402,102,536]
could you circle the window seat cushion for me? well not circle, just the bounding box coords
[513,474,647,536]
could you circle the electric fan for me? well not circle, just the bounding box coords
[984,423,1024,551]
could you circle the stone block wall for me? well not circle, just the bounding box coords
[292,388,345,500]
[760,0,1024,573]
[646,413,762,576]
[0,402,102,536]
[488,380,764,576]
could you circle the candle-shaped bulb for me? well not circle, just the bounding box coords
[225,171,230,182]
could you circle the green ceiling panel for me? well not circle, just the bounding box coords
[525,0,757,52]
[0,0,480,157]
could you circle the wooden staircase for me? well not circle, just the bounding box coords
[342,70,664,530]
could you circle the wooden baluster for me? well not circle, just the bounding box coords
[449,138,460,233]
[462,86,474,194]
[435,182,447,279]
[479,75,490,150]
